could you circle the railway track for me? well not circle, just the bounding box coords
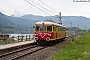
[11,46,47,60]
[0,44,47,60]
[0,34,80,60]
[0,45,37,57]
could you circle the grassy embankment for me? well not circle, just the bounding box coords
[50,33,90,60]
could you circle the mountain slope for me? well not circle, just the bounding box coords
[21,14,90,29]
[0,12,14,26]
[62,16,90,29]
[5,16,36,28]
[1,12,90,30]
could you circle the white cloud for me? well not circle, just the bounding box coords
[0,0,90,17]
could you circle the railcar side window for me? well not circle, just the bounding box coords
[58,27,65,32]
[47,26,52,31]
[53,26,56,31]
[35,26,39,31]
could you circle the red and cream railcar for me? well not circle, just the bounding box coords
[34,21,66,45]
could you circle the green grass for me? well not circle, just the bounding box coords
[50,33,90,60]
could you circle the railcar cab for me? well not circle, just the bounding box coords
[34,22,55,43]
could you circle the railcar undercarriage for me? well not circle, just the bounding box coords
[36,40,54,45]
[36,37,66,45]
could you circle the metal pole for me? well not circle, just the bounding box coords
[78,24,79,34]
[59,12,61,22]
[70,21,72,35]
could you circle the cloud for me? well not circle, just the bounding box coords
[0,0,90,18]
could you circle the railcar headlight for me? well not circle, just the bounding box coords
[34,34,38,36]
[35,37,38,40]
[48,34,51,36]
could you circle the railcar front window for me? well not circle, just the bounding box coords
[35,26,39,31]
[40,26,46,31]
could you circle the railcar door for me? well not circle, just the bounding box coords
[53,26,56,40]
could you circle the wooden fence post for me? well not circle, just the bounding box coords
[17,35,19,42]
[26,35,27,41]
[12,36,14,43]
[29,35,30,40]
[21,35,24,41]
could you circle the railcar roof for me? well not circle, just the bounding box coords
[35,21,66,27]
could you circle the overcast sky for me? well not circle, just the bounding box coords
[0,0,90,17]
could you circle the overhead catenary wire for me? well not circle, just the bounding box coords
[38,0,59,13]
[25,0,59,15]
[38,0,70,21]
[25,0,72,26]
[25,0,65,16]
[34,0,69,22]
[38,0,65,20]
[29,0,52,13]
[25,0,47,14]
[30,0,61,21]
